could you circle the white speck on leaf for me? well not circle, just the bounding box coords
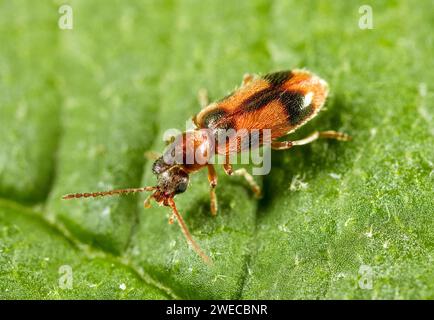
[418,82,427,97]
[344,217,354,227]
[131,246,140,256]
[294,254,300,266]
[364,225,374,238]
[329,172,341,180]
[289,174,308,191]
[278,224,290,233]
[101,207,111,218]
[212,275,227,283]
[119,283,126,290]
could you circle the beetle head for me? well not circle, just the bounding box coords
[152,157,189,202]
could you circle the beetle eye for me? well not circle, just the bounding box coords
[176,181,188,194]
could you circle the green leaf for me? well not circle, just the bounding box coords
[0,0,432,299]
[0,1,61,203]
[0,200,168,299]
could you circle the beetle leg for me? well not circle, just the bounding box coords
[207,164,218,216]
[271,130,351,150]
[223,163,261,198]
[168,198,212,265]
[143,193,153,208]
[197,88,209,109]
[242,73,254,86]
[270,140,293,150]
[144,150,161,161]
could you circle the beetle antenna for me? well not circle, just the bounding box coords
[62,186,156,200]
[168,198,212,265]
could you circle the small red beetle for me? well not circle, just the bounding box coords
[63,69,350,263]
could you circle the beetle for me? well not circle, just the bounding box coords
[62,69,350,264]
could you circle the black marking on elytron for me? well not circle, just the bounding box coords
[279,91,311,125]
[214,119,235,131]
[202,109,228,128]
[263,71,293,87]
[202,109,235,131]
[242,87,280,112]
[212,118,236,131]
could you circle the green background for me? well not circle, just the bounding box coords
[0,0,432,299]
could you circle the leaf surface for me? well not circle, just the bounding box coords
[0,0,432,299]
